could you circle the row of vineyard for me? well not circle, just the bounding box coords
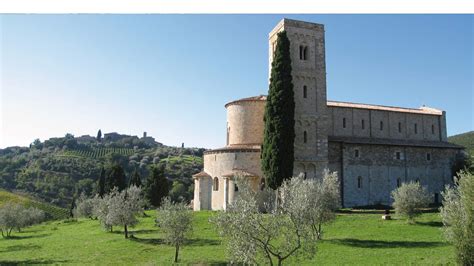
[62,147,135,159]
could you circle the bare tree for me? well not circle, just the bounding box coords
[156,197,193,263]
[211,176,318,266]
[391,181,430,223]
[440,171,474,265]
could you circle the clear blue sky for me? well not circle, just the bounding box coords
[1,15,472,149]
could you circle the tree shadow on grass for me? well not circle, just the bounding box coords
[130,229,159,234]
[329,238,447,249]
[2,233,51,240]
[415,221,443,227]
[0,259,69,265]
[0,244,41,253]
[129,236,164,245]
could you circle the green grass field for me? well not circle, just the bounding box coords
[0,211,455,265]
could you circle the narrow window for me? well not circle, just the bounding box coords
[357,176,362,189]
[426,153,431,161]
[303,85,307,98]
[414,123,418,134]
[361,119,365,130]
[299,45,304,60]
[354,149,360,158]
[303,131,307,143]
[343,118,346,129]
[213,177,219,191]
[398,122,402,133]
[234,184,239,192]
[397,178,401,188]
[434,193,439,204]
[432,124,435,134]
[380,121,384,131]
[303,46,308,60]
[396,151,401,160]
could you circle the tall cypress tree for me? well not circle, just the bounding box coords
[129,168,142,187]
[261,31,295,190]
[144,164,170,207]
[105,164,127,192]
[97,167,106,197]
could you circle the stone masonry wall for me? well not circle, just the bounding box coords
[226,101,265,146]
[328,141,459,207]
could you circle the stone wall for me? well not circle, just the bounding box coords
[202,150,262,210]
[328,141,459,207]
[226,101,265,146]
[328,106,444,142]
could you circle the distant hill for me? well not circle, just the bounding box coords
[0,190,69,220]
[0,131,206,208]
[448,131,474,156]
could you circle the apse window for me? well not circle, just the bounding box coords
[234,184,239,192]
[213,177,219,191]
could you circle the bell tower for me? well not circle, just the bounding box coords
[268,19,329,179]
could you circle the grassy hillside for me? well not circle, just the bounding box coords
[0,211,455,265]
[0,190,69,220]
[449,131,474,156]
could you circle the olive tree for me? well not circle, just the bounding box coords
[106,186,145,238]
[0,203,45,238]
[156,197,193,263]
[391,181,430,223]
[306,170,340,239]
[74,192,95,219]
[92,193,113,231]
[212,176,318,266]
[440,171,474,265]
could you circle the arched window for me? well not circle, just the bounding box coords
[380,121,384,131]
[432,124,435,134]
[303,85,307,98]
[397,178,401,188]
[343,118,346,129]
[234,184,239,192]
[426,153,431,161]
[357,176,362,189]
[299,45,308,60]
[398,122,402,133]
[414,123,418,134]
[361,119,365,130]
[354,149,360,158]
[303,131,307,143]
[213,177,219,191]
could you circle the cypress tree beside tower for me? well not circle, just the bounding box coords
[261,30,295,190]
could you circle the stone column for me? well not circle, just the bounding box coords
[223,177,229,211]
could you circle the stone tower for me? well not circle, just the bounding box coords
[269,19,329,179]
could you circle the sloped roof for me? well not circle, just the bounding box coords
[327,100,443,115]
[224,95,443,115]
[329,136,463,149]
[204,144,261,154]
[192,171,211,178]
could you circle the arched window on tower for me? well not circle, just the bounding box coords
[303,131,307,143]
[303,46,308,60]
[299,45,304,60]
[213,177,219,191]
[303,85,307,98]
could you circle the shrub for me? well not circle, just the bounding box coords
[391,181,430,223]
[440,171,474,265]
[74,192,95,219]
[0,203,45,238]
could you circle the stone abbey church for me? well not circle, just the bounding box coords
[192,19,463,210]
